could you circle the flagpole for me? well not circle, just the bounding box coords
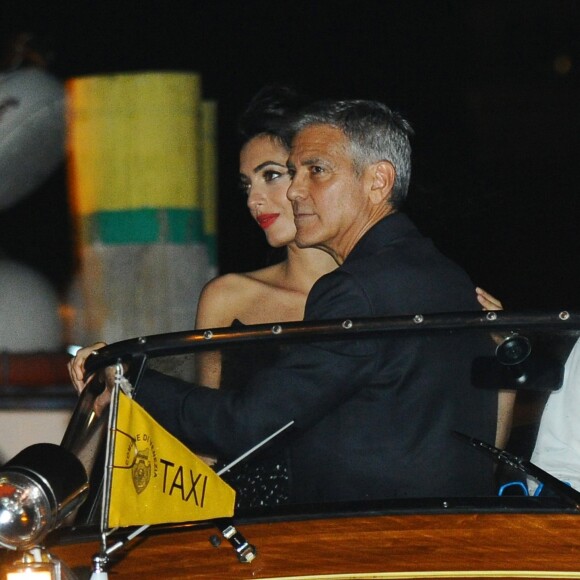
[216,420,294,476]
[90,363,123,580]
[100,364,123,537]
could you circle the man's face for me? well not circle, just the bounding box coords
[287,124,374,262]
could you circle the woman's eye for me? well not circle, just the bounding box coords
[263,170,283,182]
[239,181,251,196]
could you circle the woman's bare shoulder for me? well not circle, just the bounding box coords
[195,270,277,328]
[205,263,285,293]
[203,269,278,296]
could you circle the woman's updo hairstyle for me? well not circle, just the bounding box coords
[237,85,308,150]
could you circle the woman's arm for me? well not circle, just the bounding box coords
[474,287,515,449]
[194,275,243,388]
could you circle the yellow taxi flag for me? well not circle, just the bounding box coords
[106,391,235,528]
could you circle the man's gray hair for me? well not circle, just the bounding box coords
[291,100,414,209]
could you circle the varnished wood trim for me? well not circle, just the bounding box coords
[262,573,580,579]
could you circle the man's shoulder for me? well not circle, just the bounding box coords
[327,217,478,313]
[342,213,423,264]
[343,214,466,278]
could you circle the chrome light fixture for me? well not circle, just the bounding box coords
[0,442,89,565]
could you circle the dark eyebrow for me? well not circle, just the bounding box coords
[253,160,287,173]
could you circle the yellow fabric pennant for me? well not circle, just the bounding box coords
[107,391,235,528]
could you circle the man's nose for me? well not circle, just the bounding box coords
[286,174,304,202]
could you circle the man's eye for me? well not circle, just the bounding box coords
[310,166,324,175]
[287,168,296,179]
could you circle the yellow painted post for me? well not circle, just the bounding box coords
[65,72,217,344]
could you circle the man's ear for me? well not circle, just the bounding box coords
[369,161,396,205]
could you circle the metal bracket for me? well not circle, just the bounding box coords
[214,519,257,563]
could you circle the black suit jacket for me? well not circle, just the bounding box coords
[137,213,498,503]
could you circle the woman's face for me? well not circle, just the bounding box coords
[239,134,296,248]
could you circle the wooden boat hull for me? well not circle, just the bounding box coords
[3,314,580,579]
[46,511,580,579]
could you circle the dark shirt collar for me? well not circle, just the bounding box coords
[343,212,419,265]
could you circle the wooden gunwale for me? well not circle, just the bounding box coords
[38,507,580,579]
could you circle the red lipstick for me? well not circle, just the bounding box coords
[257,213,279,229]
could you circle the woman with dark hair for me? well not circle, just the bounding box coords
[190,87,337,507]
[194,86,337,389]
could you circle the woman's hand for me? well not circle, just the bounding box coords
[67,341,107,394]
[476,287,503,311]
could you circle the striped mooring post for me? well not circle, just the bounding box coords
[65,72,217,345]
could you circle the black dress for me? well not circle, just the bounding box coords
[215,320,290,509]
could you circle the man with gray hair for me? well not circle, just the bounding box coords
[286,99,414,262]
[119,99,510,503]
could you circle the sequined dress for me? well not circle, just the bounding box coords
[215,320,290,509]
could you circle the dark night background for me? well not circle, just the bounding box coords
[1,0,579,311]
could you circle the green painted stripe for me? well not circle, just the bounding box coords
[80,209,209,245]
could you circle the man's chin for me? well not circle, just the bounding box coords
[294,234,317,248]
